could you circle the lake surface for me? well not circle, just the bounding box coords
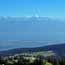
[0,18,65,50]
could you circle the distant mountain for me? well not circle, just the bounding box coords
[0,43,65,57]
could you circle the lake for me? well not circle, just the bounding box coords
[0,17,65,50]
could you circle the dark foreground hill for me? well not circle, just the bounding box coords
[0,43,65,57]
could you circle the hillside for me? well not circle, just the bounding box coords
[0,43,65,57]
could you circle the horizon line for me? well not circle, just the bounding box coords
[0,16,65,20]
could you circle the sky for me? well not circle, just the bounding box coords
[0,0,65,19]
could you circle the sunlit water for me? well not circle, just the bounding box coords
[0,18,65,50]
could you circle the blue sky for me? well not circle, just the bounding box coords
[0,0,65,19]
